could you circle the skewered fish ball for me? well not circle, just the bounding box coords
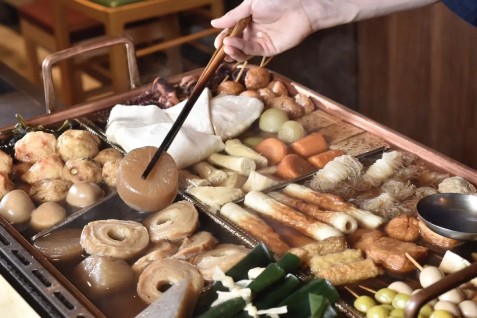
[57,129,100,162]
[244,66,271,90]
[217,80,245,95]
[14,131,57,163]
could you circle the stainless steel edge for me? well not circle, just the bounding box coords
[0,224,97,318]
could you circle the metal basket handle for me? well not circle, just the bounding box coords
[41,36,140,113]
[405,261,477,318]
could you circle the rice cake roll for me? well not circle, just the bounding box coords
[330,132,390,157]
[297,110,341,133]
[318,122,364,145]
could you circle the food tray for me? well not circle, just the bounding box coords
[1,37,476,318]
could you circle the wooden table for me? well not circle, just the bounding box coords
[56,0,223,95]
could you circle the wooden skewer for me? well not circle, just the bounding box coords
[259,56,267,68]
[262,56,274,68]
[220,61,241,84]
[234,61,248,83]
[359,285,377,294]
[405,252,424,271]
[141,16,251,180]
[344,286,359,299]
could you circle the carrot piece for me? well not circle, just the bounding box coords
[307,149,344,168]
[254,138,289,165]
[290,132,328,157]
[276,154,316,180]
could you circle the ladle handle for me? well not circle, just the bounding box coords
[405,261,477,318]
[141,16,251,180]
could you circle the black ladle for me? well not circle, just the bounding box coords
[141,17,252,180]
[417,192,477,241]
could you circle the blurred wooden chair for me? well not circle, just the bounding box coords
[18,0,111,106]
[18,0,193,106]
[64,0,224,95]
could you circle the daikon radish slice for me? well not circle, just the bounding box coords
[207,153,256,176]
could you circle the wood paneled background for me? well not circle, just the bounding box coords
[357,3,477,170]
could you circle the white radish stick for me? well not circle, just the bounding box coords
[191,161,228,185]
[242,171,280,192]
[219,173,247,189]
[283,184,384,229]
[178,169,211,188]
[244,191,343,241]
[268,192,358,234]
[208,153,256,176]
[225,139,268,168]
[188,186,244,213]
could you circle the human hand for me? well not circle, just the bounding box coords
[211,0,316,61]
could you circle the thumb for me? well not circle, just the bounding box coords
[211,1,252,29]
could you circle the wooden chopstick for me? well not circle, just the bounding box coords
[141,16,251,180]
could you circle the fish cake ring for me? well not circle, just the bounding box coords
[137,258,204,304]
[143,201,199,242]
[80,219,149,260]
